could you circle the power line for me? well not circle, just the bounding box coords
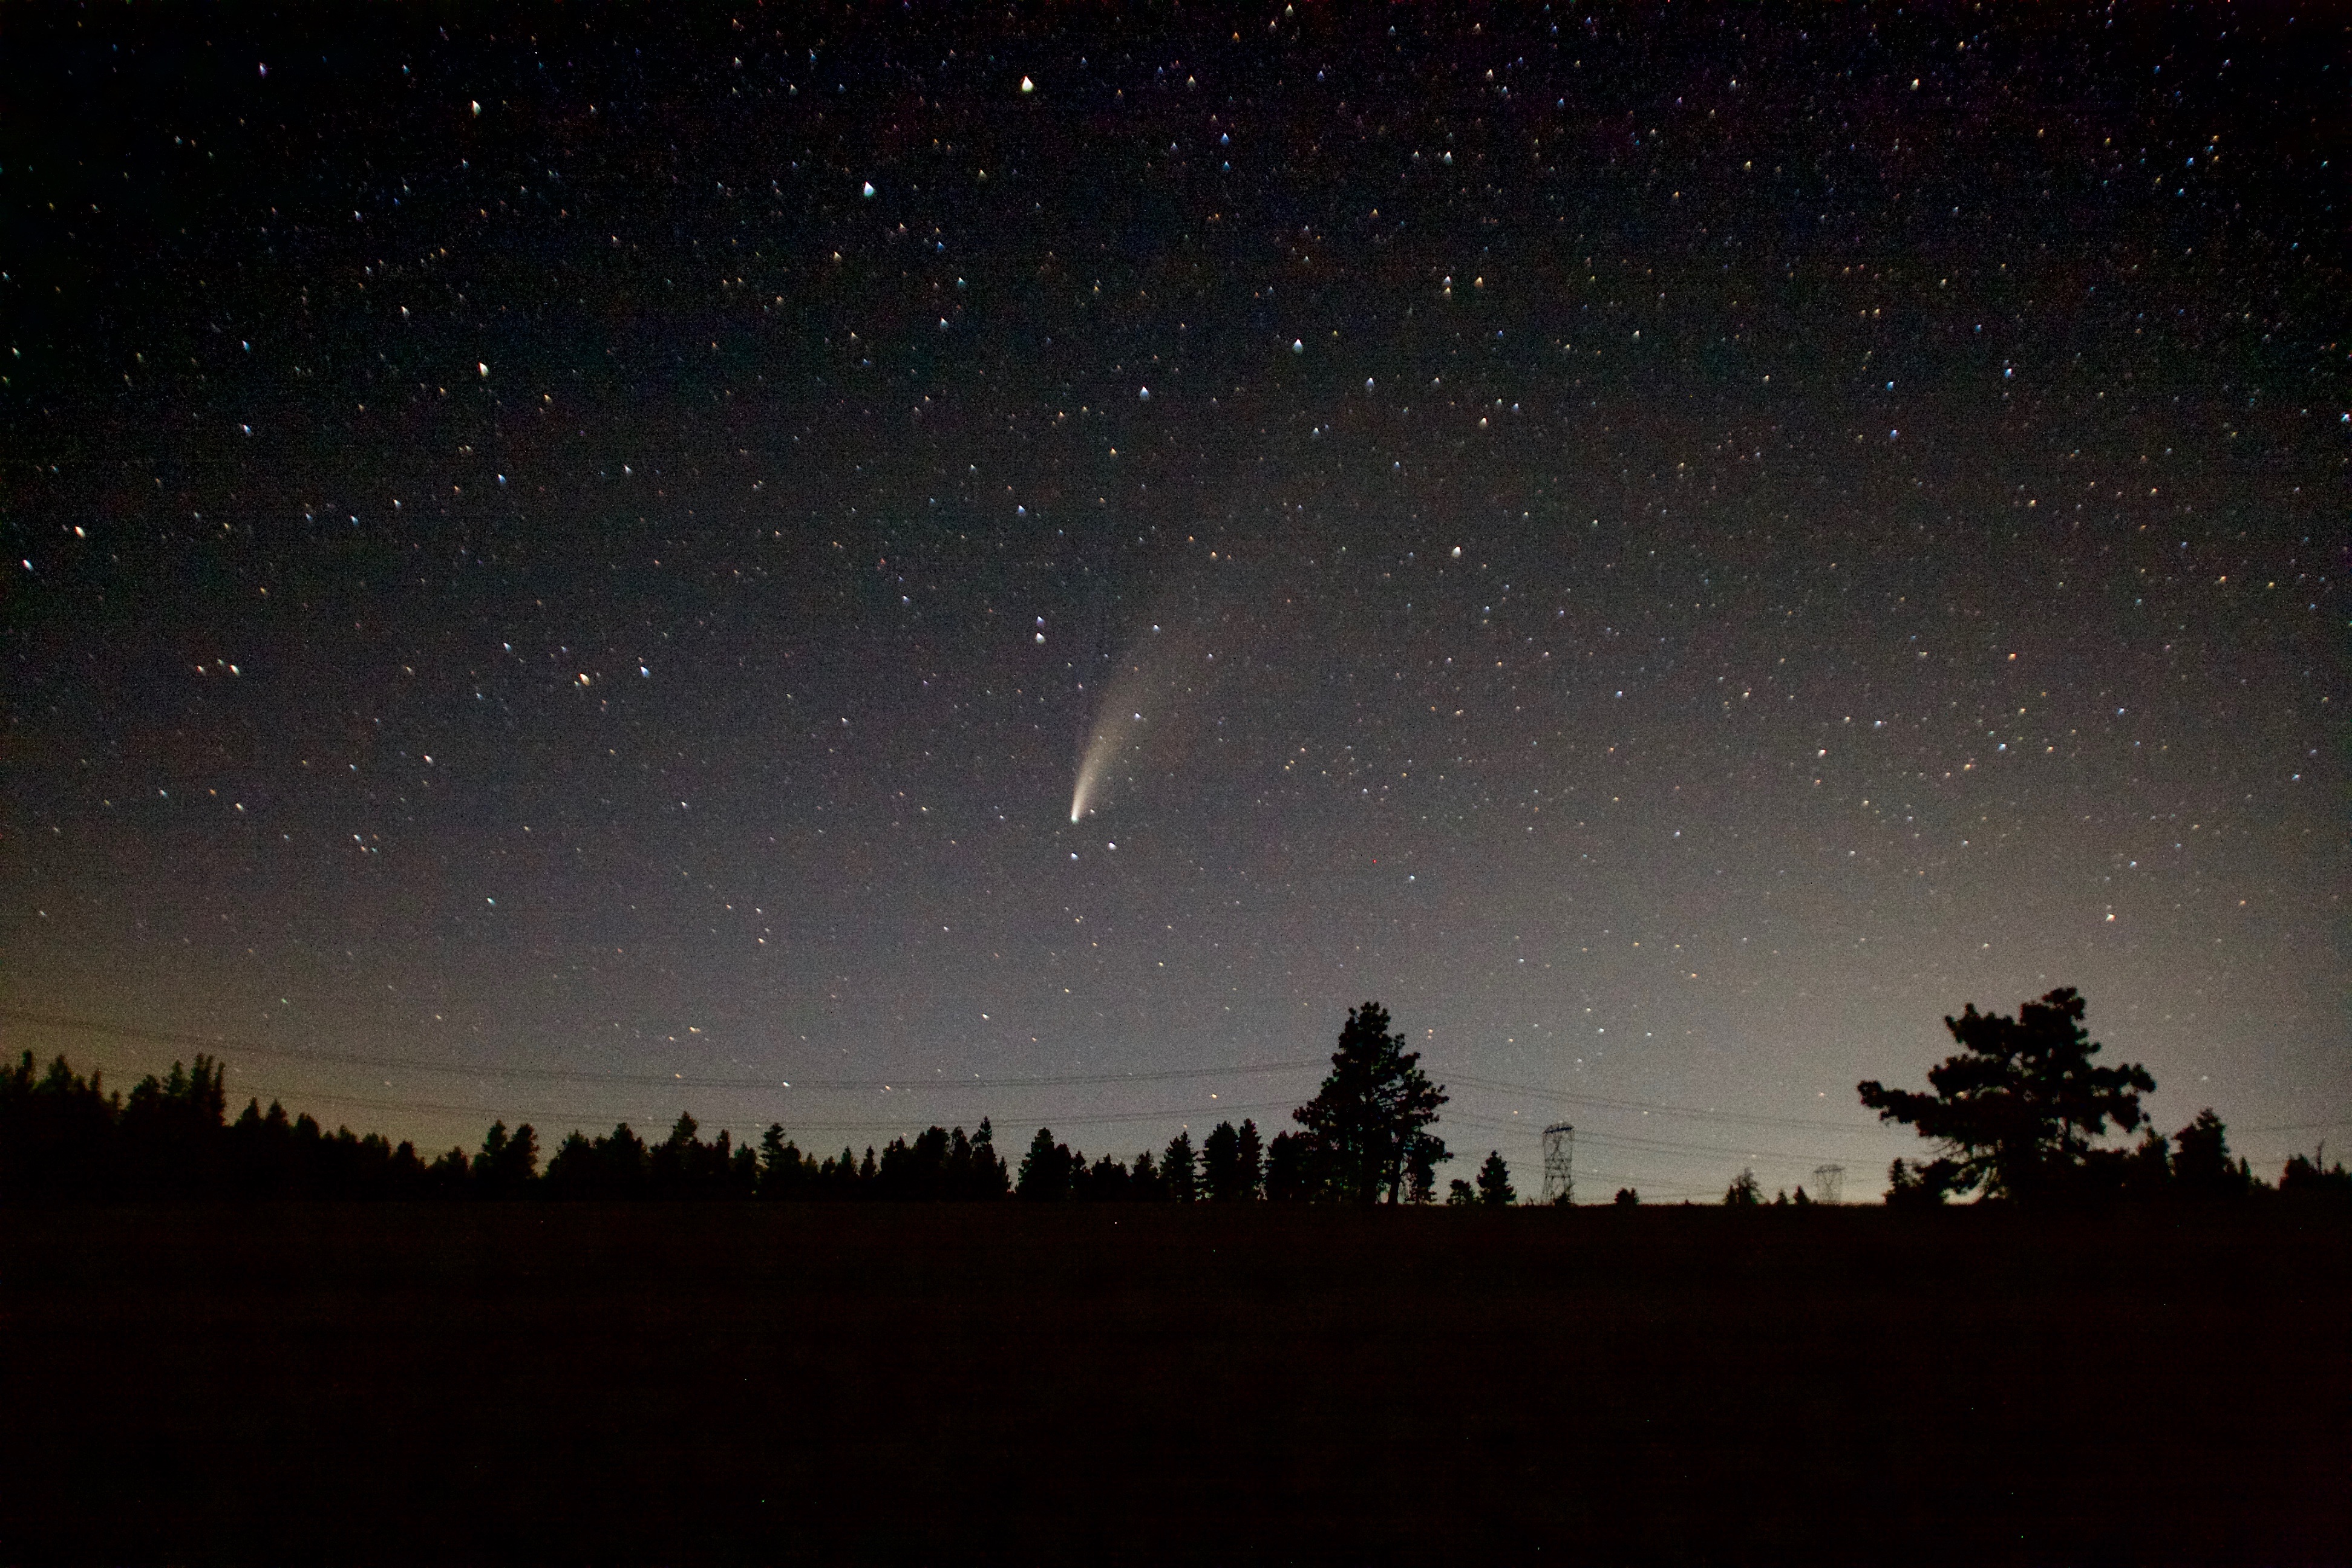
[15,1007,2335,1166]
[286,1088,1305,1140]
[1443,1108,1860,1168]
[1440,1070,1882,1134]
[0,1008,1321,1093]
[0,1010,1896,1138]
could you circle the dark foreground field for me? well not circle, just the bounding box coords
[3,1203,2345,1564]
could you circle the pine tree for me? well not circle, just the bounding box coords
[1161,1129,1198,1203]
[1263,1130,1322,1201]
[1129,1148,1167,1201]
[1201,1119,1264,1201]
[1017,1127,1074,1200]
[970,1119,1010,1198]
[1292,1003,1449,1204]
[1475,1150,1515,1206]
[1235,1119,1263,1198]
[474,1120,538,1198]
[2170,1108,2255,1199]
[1860,987,2154,1202]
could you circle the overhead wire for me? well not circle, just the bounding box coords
[1443,1108,1864,1168]
[0,1008,1321,1092]
[12,1007,2337,1174]
[283,1088,1308,1142]
[2,1008,1885,1134]
[1439,1070,1884,1134]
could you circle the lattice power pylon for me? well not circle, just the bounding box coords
[1810,1163,1845,1206]
[1541,1123,1575,1205]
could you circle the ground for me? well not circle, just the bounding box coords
[3,1203,2343,1563]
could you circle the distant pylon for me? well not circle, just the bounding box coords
[1811,1163,1844,1206]
[1541,1123,1575,1205]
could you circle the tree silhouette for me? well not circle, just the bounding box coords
[1235,1119,1263,1198]
[426,1145,472,1196]
[382,1135,428,1195]
[966,1119,1011,1200]
[1017,1127,1075,1200]
[601,1122,653,1196]
[474,1121,540,1198]
[1292,1002,1449,1204]
[1,1053,120,1198]
[817,1145,864,1198]
[648,1113,724,1198]
[1613,1187,1639,1206]
[864,1124,1006,1202]
[876,1129,938,1200]
[1262,1131,1321,1201]
[543,1130,597,1195]
[1884,1157,1947,1209]
[229,1098,292,1196]
[1078,1153,1133,1200]
[1723,1168,1763,1206]
[1858,987,2154,1203]
[1161,1129,1198,1202]
[1446,1177,1475,1205]
[545,1122,650,1199]
[2279,1147,2352,1204]
[756,1123,814,1198]
[1405,1134,1451,1204]
[1474,1151,1515,1206]
[1201,1119,1263,1201]
[2170,1109,2255,1200]
[119,1056,228,1195]
[1198,1121,1236,1200]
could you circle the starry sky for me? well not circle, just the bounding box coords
[4,2,2343,1201]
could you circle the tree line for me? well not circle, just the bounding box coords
[5,991,2345,1207]
[0,1002,1536,1205]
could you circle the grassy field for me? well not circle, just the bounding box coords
[3,1202,2344,1563]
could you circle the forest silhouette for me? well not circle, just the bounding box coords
[4,990,2346,1207]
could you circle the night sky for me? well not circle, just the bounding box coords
[5,2,2343,1202]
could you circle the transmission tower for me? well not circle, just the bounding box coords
[1541,1123,1575,1205]
[1810,1163,1844,1206]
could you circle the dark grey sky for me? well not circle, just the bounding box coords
[4,3,2342,1199]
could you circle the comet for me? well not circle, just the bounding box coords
[1068,621,1197,823]
[1068,704,1141,822]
